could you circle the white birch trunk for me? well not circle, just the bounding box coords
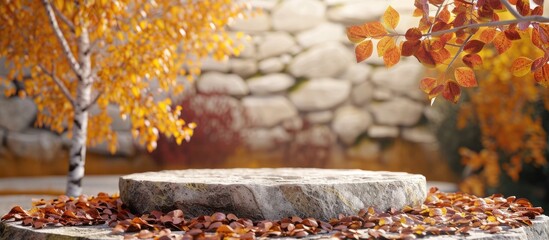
[66,26,92,197]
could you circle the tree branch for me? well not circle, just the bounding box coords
[82,92,102,112]
[38,64,78,108]
[52,4,75,32]
[500,0,522,20]
[445,33,474,74]
[422,15,549,37]
[41,0,81,76]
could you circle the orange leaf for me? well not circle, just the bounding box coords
[364,22,388,38]
[382,6,399,29]
[462,53,483,69]
[428,84,444,99]
[401,40,421,56]
[405,28,422,41]
[463,40,485,53]
[516,0,530,16]
[531,56,546,72]
[414,41,436,67]
[383,46,401,67]
[355,40,373,63]
[442,81,461,103]
[454,67,478,87]
[504,29,521,40]
[511,57,533,77]
[493,31,512,54]
[377,36,395,57]
[431,48,451,63]
[420,77,437,94]
[347,25,369,43]
[438,6,451,24]
[480,28,497,43]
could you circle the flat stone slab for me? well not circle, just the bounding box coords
[119,168,427,221]
[3,216,549,240]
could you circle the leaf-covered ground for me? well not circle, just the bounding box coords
[1,188,544,239]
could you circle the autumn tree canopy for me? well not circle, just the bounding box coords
[347,0,549,103]
[0,0,248,196]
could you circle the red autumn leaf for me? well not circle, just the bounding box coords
[532,6,544,15]
[516,0,531,16]
[414,41,436,67]
[432,21,450,32]
[532,28,544,50]
[453,12,467,27]
[462,53,483,69]
[405,28,422,41]
[442,81,461,103]
[487,0,504,10]
[455,67,478,87]
[504,29,521,40]
[428,84,444,99]
[480,28,497,43]
[533,0,544,5]
[534,65,549,87]
[478,5,494,20]
[383,46,401,67]
[463,40,485,53]
[531,56,546,72]
[363,22,388,38]
[511,57,533,77]
[493,31,512,54]
[431,48,451,63]
[438,6,451,23]
[346,25,369,43]
[420,77,437,93]
[377,36,395,57]
[401,40,421,56]
[355,40,373,63]
[382,6,399,29]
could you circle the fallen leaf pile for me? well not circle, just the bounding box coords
[1,188,544,239]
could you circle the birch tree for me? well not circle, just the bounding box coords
[0,0,248,196]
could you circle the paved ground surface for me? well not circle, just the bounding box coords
[0,175,457,215]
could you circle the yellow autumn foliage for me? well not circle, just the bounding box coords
[458,35,549,195]
[0,0,249,152]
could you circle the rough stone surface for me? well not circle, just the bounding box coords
[0,98,37,132]
[351,81,374,105]
[340,64,373,84]
[332,106,372,145]
[6,129,63,162]
[370,98,424,126]
[289,43,353,78]
[306,111,334,124]
[197,72,249,96]
[242,96,298,127]
[258,57,285,73]
[230,59,257,78]
[327,1,387,25]
[229,14,271,32]
[370,60,425,100]
[368,125,400,138]
[120,168,427,221]
[272,0,325,32]
[244,127,290,151]
[296,22,345,48]
[258,32,296,59]
[289,79,351,111]
[200,58,230,73]
[247,73,295,95]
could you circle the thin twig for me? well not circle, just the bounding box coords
[52,4,75,32]
[38,64,78,108]
[41,0,81,76]
[445,33,474,74]
[500,0,522,19]
[428,0,447,36]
